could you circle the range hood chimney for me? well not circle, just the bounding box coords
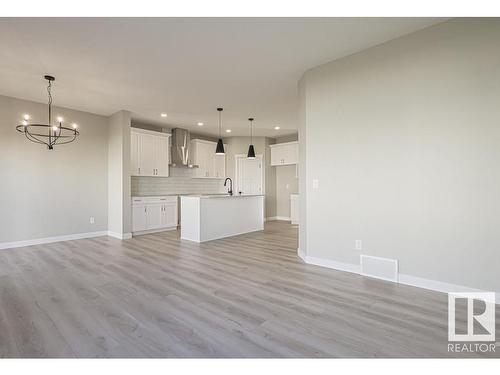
[170,128,198,168]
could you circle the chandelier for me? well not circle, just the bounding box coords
[16,75,79,150]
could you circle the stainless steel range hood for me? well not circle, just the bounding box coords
[169,128,198,168]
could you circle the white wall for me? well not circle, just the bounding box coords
[0,95,109,243]
[299,19,500,293]
[224,136,276,218]
[274,135,299,219]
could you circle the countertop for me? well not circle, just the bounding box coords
[132,193,229,198]
[181,194,265,199]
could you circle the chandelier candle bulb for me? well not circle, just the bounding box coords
[23,114,30,120]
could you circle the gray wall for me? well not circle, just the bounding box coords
[0,95,109,242]
[299,19,500,292]
[108,110,131,236]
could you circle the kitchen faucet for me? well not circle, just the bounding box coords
[224,178,233,196]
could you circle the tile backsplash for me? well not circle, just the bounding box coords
[131,168,227,196]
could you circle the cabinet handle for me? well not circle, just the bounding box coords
[144,207,147,213]
[138,167,141,174]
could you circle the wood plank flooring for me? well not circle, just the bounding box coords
[0,221,498,358]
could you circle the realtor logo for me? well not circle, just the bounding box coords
[448,292,495,342]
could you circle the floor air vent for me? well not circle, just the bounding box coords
[360,255,399,282]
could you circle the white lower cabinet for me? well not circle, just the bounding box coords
[132,204,147,232]
[132,196,178,235]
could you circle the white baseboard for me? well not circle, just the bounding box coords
[108,231,132,240]
[131,227,177,236]
[304,254,361,275]
[297,248,306,262]
[265,216,291,222]
[0,231,108,250]
[299,252,498,304]
[399,274,499,304]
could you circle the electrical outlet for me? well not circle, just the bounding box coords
[355,240,362,250]
[312,179,319,189]
[286,183,290,190]
[89,216,95,224]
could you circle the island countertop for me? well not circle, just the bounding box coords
[180,194,264,242]
[183,194,264,199]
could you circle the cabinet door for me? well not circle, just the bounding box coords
[131,131,140,175]
[270,146,283,166]
[132,204,147,232]
[155,136,169,177]
[282,143,298,165]
[191,141,204,178]
[192,140,214,178]
[139,134,156,176]
[146,203,163,229]
[161,202,178,228]
[205,142,216,177]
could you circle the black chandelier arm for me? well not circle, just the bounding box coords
[53,136,77,146]
[16,124,80,138]
[24,131,49,146]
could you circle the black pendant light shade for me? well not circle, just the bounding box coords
[215,107,225,155]
[216,138,225,155]
[247,144,256,159]
[247,117,256,159]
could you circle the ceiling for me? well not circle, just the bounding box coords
[0,18,446,137]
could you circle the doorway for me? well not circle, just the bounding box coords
[235,154,264,196]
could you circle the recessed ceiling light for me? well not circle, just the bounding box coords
[274,126,281,130]
[197,122,204,126]
[160,113,167,117]
[226,129,231,133]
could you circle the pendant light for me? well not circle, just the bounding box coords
[215,107,225,155]
[247,117,256,159]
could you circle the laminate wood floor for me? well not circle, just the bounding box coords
[0,221,498,358]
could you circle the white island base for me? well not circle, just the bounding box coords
[180,195,264,242]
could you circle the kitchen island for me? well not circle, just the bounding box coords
[180,194,264,242]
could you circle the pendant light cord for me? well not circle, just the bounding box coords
[249,118,254,143]
[250,119,253,143]
[47,79,52,124]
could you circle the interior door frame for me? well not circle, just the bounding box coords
[234,154,265,196]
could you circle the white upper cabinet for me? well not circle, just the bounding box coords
[130,128,170,177]
[190,139,226,179]
[155,135,169,177]
[270,141,298,166]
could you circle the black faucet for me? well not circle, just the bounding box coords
[224,178,233,196]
